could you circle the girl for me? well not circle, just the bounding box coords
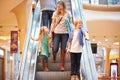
[50,1,73,71]
[31,26,51,71]
[67,19,89,80]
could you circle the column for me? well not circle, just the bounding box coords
[11,0,33,53]
[104,47,111,76]
[118,42,120,76]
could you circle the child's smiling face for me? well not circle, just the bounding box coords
[75,22,82,29]
[74,19,82,29]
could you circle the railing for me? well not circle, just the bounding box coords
[18,1,42,80]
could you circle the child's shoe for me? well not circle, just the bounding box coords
[75,75,81,80]
[71,75,76,80]
[44,67,49,72]
[44,63,49,72]
[40,59,44,67]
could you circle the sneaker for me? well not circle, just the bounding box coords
[71,75,76,80]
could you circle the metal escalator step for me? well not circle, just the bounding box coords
[35,71,71,80]
[37,53,71,63]
[48,54,71,63]
[36,62,71,71]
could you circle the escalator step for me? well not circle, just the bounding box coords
[37,53,71,63]
[36,62,71,71]
[35,71,71,80]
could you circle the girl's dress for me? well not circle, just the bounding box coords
[39,35,50,57]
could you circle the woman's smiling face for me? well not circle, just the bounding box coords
[57,4,64,12]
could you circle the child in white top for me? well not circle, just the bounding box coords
[67,19,89,80]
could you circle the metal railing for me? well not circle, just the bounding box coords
[18,1,42,80]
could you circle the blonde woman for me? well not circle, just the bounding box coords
[50,1,73,71]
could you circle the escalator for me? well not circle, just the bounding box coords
[18,0,98,80]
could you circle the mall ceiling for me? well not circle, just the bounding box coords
[0,1,120,49]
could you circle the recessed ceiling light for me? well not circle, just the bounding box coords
[92,38,95,41]
[105,39,108,41]
[10,56,13,60]
[98,41,101,44]
[113,42,119,45]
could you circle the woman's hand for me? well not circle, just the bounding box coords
[67,48,70,54]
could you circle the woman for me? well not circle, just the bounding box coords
[50,1,73,71]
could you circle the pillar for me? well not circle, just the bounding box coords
[118,42,120,76]
[11,0,33,54]
[104,47,111,76]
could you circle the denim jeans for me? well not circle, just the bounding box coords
[42,10,54,29]
[53,33,69,53]
[70,52,82,77]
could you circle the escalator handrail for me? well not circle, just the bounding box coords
[18,1,42,80]
[18,10,33,80]
[78,0,98,79]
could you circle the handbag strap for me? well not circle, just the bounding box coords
[56,17,63,26]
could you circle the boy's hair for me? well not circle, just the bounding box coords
[74,19,82,27]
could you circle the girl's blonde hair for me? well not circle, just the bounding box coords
[39,26,49,41]
[57,1,66,15]
[74,19,82,27]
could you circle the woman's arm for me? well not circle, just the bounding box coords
[50,18,56,33]
[48,35,52,47]
[48,35,52,53]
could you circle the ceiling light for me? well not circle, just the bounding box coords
[105,39,108,41]
[104,36,108,41]
[98,41,101,44]
[112,59,116,63]
[97,41,101,46]
[92,36,95,41]
[92,38,95,41]
[10,56,13,60]
[0,36,7,40]
[113,42,119,45]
